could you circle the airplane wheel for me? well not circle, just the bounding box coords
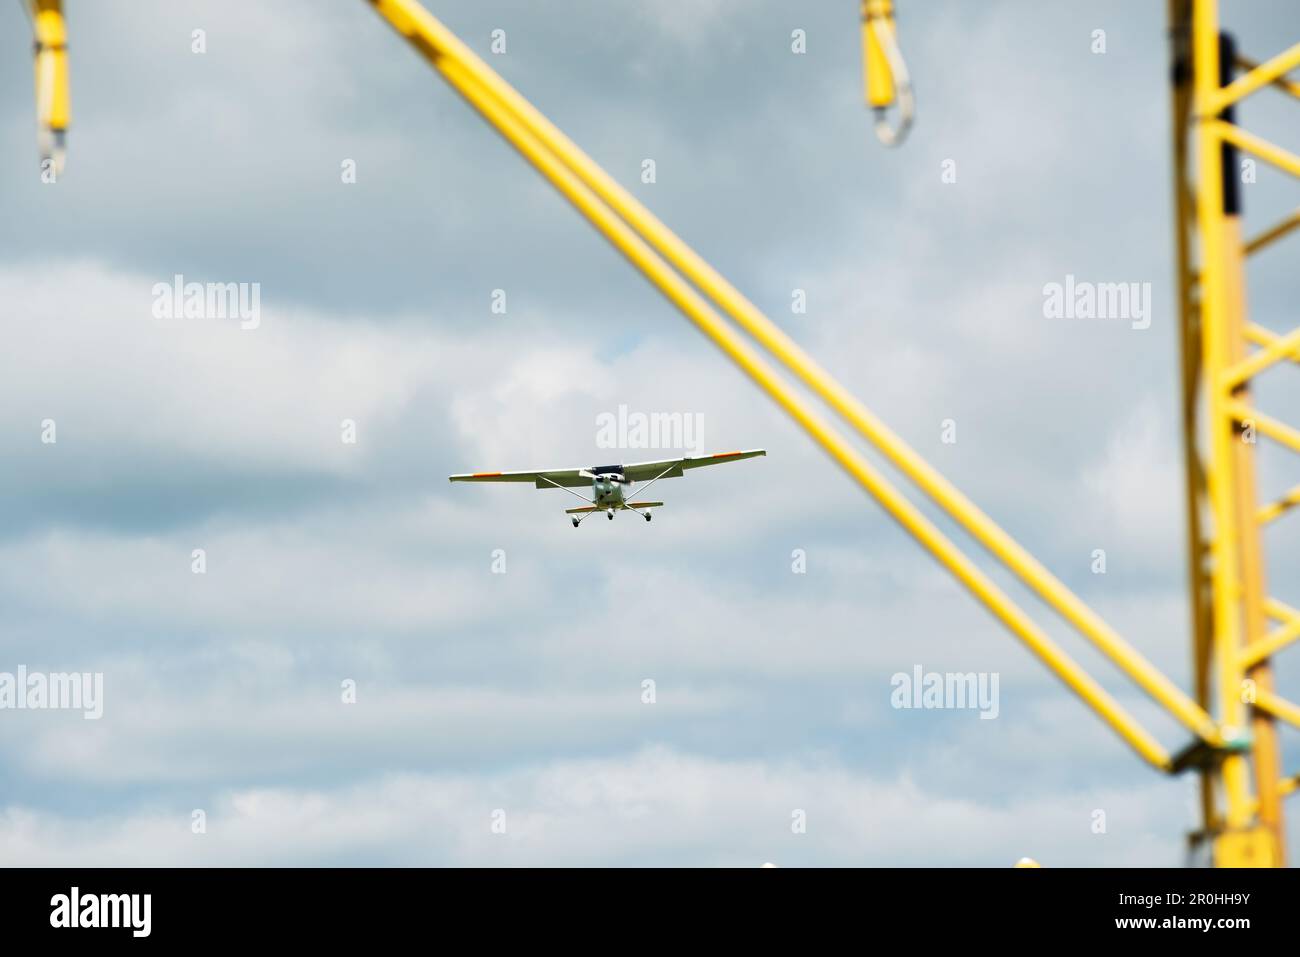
[644,513,652,522]
[607,512,614,521]
[572,517,580,528]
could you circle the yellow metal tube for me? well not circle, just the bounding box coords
[1214,120,1300,178]
[1239,597,1300,669]
[1257,484,1300,526]
[860,0,912,145]
[1192,0,1254,829]
[1229,403,1300,455]
[1223,324,1300,386]
[1245,207,1300,255]
[1265,598,1300,625]
[1169,0,1219,844]
[369,0,1177,771]
[367,0,1218,747]
[1210,42,1300,112]
[1245,322,1300,362]
[1235,53,1300,100]
[862,0,896,108]
[30,0,69,174]
[1253,689,1300,730]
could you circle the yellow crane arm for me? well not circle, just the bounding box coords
[367,0,1230,769]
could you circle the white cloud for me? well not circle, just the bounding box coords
[0,746,1183,866]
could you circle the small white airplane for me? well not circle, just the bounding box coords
[449,449,766,526]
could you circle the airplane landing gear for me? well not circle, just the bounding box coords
[644,512,652,522]
[607,510,614,520]
[572,517,580,528]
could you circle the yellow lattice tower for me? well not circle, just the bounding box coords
[1169,0,1300,867]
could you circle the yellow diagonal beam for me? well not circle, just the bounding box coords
[1258,483,1300,526]
[1229,403,1300,455]
[1245,208,1300,256]
[1224,324,1300,386]
[368,0,1222,749]
[445,58,1177,770]
[1245,324,1300,367]
[368,0,1190,770]
[1254,689,1300,730]
[1213,120,1300,179]
[1265,597,1300,624]
[1241,599,1300,668]
[1236,53,1300,101]
[1209,41,1300,112]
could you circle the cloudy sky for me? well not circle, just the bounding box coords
[1,0,1297,866]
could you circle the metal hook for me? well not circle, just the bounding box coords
[29,0,70,175]
[862,1,914,147]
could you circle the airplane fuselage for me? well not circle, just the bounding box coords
[591,469,628,507]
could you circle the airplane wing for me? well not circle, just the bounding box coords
[449,449,765,488]
[620,449,766,481]
[448,467,591,488]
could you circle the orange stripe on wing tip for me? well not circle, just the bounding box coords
[712,451,742,458]
[472,471,503,477]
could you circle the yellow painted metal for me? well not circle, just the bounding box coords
[1168,4,1219,840]
[1257,485,1300,526]
[30,0,69,175]
[1244,208,1300,255]
[1253,686,1300,722]
[364,0,1227,769]
[371,0,1179,772]
[1230,404,1300,455]
[1209,41,1300,112]
[862,0,896,108]
[1254,689,1300,730]
[374,0,1222,751]
[1188,0,1257,851]
[1174,0,1300,866]
[1214,120,1300,178]
[1239,603,1300,668]
[1213,827,1279,868]
[1264,598,1300,629]
[1223,324,1300,387]
[1245,323,1300,364]
[1235,53,1300,101]
[1227,246,1284,857]
[860,0,912,145]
